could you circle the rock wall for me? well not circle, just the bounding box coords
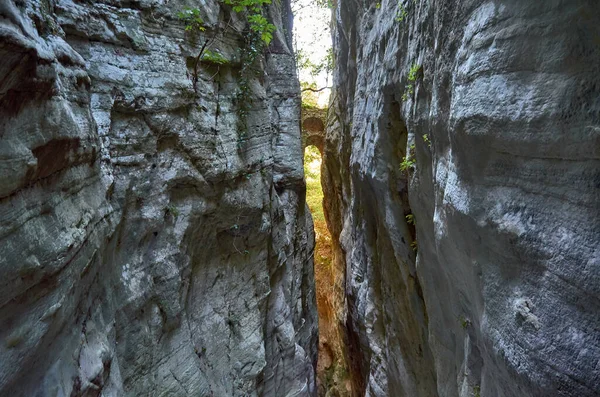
[0,0,317,396]
[324,0,600,396]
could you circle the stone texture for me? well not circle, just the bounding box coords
[0,0,317,396]
[324,1,600,396]
[301,107,326,153]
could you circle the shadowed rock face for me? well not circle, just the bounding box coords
[324,1,600,396]
[0,1,317,396]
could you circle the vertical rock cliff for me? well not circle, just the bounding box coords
[325,1,600,396]
[0,0,317,395]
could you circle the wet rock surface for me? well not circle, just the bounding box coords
[324,1,600,396]
[0,1,317,396]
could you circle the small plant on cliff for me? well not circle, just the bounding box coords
[165,204,180,219]
[228,0,275,139]
[422,133,431,147]
[402,85,413,101]
[178,2,275,145]
[473,385,481,397]
[406,214,415,225]
[178,2,274,87]
[201,50,229,65]
[395,0,419,22]
[402,63,421,101]
[395,2,408,22]
[400,143,416,172]
[408,63,420,81]
[460,316,471,329]
[400,155,415,171]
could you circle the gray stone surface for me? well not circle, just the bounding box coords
[324,1,600,396]
[0,0,317,395]
[301,107,326,153]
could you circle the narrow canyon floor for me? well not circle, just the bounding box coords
[304,145,351,396]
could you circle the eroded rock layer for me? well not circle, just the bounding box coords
[0,1,317,395]
[324,1,600,396]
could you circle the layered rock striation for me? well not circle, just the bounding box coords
[324,1,600,396]
[0,0,317,395]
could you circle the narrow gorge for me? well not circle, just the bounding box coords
[1,1,598,397]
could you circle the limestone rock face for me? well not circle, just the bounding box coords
[324,1,600,396]
[0,1,317,396]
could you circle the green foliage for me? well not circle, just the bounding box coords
[316,48,334,76]
[166,204,180,218]
[376,2,381,9]
[408,63,420,82]
[178,1,275,95]
[229,0,277,140]
[293,0,333,109]
[399,155,415,171]
[399,156,415,171]
[301,101,320,110]
[460,316,471,329]
[395,3,408,22]
[295,49,311,70]
[395,0,418,22]
[422,133,431,147]
[299,45,333,107]
[406,214,415,225]
[304,145,321,178]
[248,13,275,44]
[177,7,206,32]
[201,50,229,65]
[178,1,275,45]
[297,48,334,77]
[473,386,481,397]
[300,81,321,108]
[223,0,275,44]
[410,240,418,252]
[400,144,416,171]
[314,0,334,8]
[402,85,413,101]
[402,63,420,101]
[177,1,276,146]
[224,0,270,13]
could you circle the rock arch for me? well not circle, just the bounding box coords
[301,107,327,153]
